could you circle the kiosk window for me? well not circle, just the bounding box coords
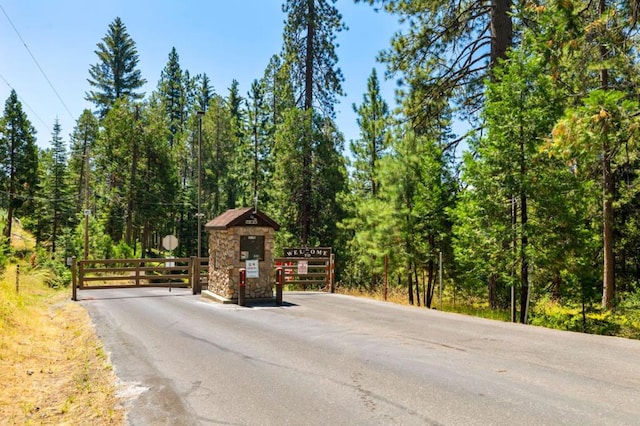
[240,236,265,261]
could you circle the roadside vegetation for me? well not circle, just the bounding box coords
[0,219,124,425]
[338,285,640,339]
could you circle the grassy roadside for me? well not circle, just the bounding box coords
[0,263,124,425]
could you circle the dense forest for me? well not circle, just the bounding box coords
[2,0,640,331]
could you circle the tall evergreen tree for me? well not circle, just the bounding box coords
[86,17,147,118]
[281,0,347,243]
[68,110,99,221]
[46,119,72,255]
[201,95,233,216]
[351,68,390,198]
[342,68,392,289]
[197,73,214,113]
[226,79,250,208]
[157,47,186,147]
[0,90,38,241]
[92,99,139,243]
[246,79,273,208]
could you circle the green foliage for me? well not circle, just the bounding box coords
[157,47,188,147]
[38,258,72,289]
[32,119,75,255]
[350,68,390,197]
[356,0,513,123]
[282,0,346,114]
[272,108,347,247]
[86,17,147,117]
[0,90,38,240]
[112,240,135,259]
[528,296,640,338]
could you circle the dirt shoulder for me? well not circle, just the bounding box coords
[0,269,125,425]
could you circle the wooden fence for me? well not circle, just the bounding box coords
[71,256,208,300]
[274,254,335,292]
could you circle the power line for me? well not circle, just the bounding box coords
[0,3,75,122]
[0,72,52,134]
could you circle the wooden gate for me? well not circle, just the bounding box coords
[71,256,208,300]
[274,254,335,292]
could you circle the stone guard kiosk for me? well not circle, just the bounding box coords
[203,207,280,303]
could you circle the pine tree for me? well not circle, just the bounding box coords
[356,0,514,130]
[92,99,139,243]
[201,95,233,216]
[351,68,390,198]
[86,17,147,118]
[196,73,214,113]
[0,90,38,241]
[342,68,393,289]
[68,110,99,221]
[47,119,72,255]
[246,79,273,208]
[157,47,186,147]
[261,55,295,132]
[281,0,347,244]
[226,80,250,208]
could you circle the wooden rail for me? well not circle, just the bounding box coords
[71,257,208,300]
[274,255,334,292]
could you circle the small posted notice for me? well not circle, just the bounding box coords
[298,260,308,275]
[246,259,259,278]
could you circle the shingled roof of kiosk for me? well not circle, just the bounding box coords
[205,207,280,231]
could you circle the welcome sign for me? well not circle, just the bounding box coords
[283,247,332,258]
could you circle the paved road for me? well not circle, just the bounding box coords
[79,288,640,425]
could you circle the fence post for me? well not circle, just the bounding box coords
[71,257,77,301]
[238,268,246,306]
[15,264,20,293]
[329,253,335,293]
[384,254,388,301]
[191,257,197,294]
[275,267,283,306]
[78,260,84,289]
[135,259,141,286]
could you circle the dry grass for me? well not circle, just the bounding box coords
[0,264,125,425]
[337,286,412,306]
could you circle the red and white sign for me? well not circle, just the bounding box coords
[298,260,308,275]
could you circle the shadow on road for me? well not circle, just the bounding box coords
[76,290,194,301]
[241,300,299,308]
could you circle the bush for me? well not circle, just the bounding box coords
[29,250,72,289]
[529,297,638,337]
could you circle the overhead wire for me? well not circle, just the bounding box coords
[0,3,76,123]
[0,72,51,134]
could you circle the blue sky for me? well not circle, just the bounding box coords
[1,0,400,149]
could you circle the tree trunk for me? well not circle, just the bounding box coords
[407,262,414,305]
[552,273,562,302]
[125,125,139,246]
[490,0,514,71]
[519,189,529,323]
[76,129,88,214]
[488,274,498,309]
[298,0,316,245]
[414,264,420,307]
[4,156,16,240]
[426,257,435,308]
[602,142,615,309]
[599,0,615,310]
[519,96,529,324]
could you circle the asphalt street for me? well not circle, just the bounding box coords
[79,288,640,425]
